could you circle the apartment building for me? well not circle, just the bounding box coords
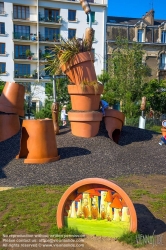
[0,0,107,111]
[106,9,166,81]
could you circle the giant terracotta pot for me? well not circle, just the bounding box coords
[68,111,102,138]
[104,108,125,143]
[0,113,20,142]
[161,120,166,136]
[0,82,25,117]
[56,178,137,234]
[61,52,97,85]
[68,84,103,111]
[17,119,60,164]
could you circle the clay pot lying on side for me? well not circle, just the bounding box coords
[16,119,60,164]
[0,82,25,117]
[61,52,97,85]
[67,84,103,111]
[68,111,103,138]
[104,108,125,143]
[0,113,20,142]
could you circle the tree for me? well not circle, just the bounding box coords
[0,80,5,95]
[141,79,166,115]
[102,37,151,118]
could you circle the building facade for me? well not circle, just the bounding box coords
[107,9,166,81]
[0,0,107,112]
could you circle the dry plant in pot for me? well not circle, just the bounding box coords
[45,36,97,85]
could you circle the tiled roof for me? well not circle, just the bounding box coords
[107,16,165,26]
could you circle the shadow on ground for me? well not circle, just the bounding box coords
[135,203,166,235]
[0,130,21,178]
[58,147,91,159]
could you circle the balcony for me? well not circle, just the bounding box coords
[12,12,37,23]
[0,10,6,15]
[13,52,38,62]
[13,33,38,43]
[14,70,38,81]
[39,14,62,23]
[39,34,60,43]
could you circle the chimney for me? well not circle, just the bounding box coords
[143,9,154,25]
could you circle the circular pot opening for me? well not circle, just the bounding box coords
[112,129,121,143]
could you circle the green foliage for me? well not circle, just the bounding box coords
[118,232,147,248]
[102,37,151,118]
[34,99,52,119]
[0,80,5,95]
[97,70,110,85]
[141,79,166,114]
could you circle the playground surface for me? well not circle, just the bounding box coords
[0,122,166,249]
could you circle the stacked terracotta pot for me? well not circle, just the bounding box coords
[0,82,25,142]
[61,51,103,138]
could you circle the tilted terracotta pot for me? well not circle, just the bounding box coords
[161,127,166,137]
[104,108,125,143]
[67,84,103,111]
[68,111,102,138]
[17,119,60,164]
[0,114,20,142]
[0,82,25,117]
[56,178,137,233]
[61,52,97,85]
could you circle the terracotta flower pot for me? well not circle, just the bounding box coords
[161,127,166,137]
[17,119,60,164]
[0,82,25,117]
[56,178,137,234]
[104,108,125,143]
[68,111,102,138]
[61,52,97,85]
[0,113,20,142]
[67,84,103,111]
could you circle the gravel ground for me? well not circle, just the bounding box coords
[0,121,165,187]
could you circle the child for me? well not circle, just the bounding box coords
[100,100,109,116]
[61,105,68,126]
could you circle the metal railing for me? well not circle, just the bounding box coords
[14,71,38,79]
[39,34,60,42]
[13,32,31,40]
[39,15,62,23]
[13,52,38,60]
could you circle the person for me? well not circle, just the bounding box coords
[61,105,68,126]
[149,108,154,118]
[100,100,109,116]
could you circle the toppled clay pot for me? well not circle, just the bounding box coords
[104,108,125,143]
[16,119,60,164]
[0,113,20,142]
[0,82,25,117]
[61,52,97,85]
[67,84,103,111]
[68,110,103,138]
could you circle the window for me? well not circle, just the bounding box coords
[14,45,30,59]
[45,28,60,41]
[13,5,29,20]
[0,2,4,14]
[0,23,5,34]
[14,25,30,39]
[68,10,76,21]
[68,29,76,39]
[87,12,95,23]
[44,9,60,22]
[160,54,166,68]
[0,43,5,54]
[0,62,6,73]
[14,64,30,76]
[161,31,166,43]
[138,29,143,42]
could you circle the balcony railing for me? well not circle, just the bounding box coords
[39,15,62,23]
[12,12,37,22]
[13,52,38,60]
[13,32,31,40]
[0,10,6,15]
[39,34,60,42]
[14,71,38,79]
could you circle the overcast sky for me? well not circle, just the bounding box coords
[107,0,166,20]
